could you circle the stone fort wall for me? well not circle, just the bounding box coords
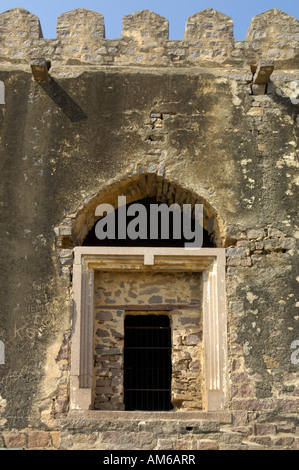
[0,7,298,451]
[0,7,298,67]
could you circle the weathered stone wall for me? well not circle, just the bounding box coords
[0,7,298,450]
[0,8,298,67]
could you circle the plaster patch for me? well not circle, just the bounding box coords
[294,176,299,186]
[243,341,251,356]
[42,341,63,390]
[230,80,242,106]
[37,334,69,424]
[276,153,298,169]
[282,220,291,227]
[240,159,252,166]
[243,196,255,209]
[246,292,258,304]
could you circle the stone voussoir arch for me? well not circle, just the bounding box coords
[52,167,229,412]
[54,168,226,274]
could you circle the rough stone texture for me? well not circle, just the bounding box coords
[0,7,298,68]
[0,6,298,450]
[57,9,105,41]
[246,9,299,63]
[121,10,169,40]
[93,271,202,410]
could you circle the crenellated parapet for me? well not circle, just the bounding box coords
[245,8,299,62]
[0,8,42,59]
[56,9,105,41]
[0,7,298,68]
[183,9,235,63]
[184,9,234,41]
[121,9,169,40]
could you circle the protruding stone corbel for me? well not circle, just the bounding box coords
[30,58,51,82]
[250,60,274,95]
[253,60,274,84]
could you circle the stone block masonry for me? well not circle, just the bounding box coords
[0,7,298,67]
[1,412,298,450]
[93,271,203,411]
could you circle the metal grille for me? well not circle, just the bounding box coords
[124,314,173,411]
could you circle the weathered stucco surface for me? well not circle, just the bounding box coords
[0,7,298,450]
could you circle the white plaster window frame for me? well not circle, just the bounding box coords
[70,247,228,412]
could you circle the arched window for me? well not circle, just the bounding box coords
[54,173,228,413]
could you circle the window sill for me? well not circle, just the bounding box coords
[64,409,232,424]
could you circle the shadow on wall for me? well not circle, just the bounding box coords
[40,78,87,122]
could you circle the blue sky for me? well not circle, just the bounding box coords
[0,1,298,41]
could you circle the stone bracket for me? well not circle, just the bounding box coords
[30,58,51,82]
[250,60,275,95]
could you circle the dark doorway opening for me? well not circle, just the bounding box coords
[124,314,173,411]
